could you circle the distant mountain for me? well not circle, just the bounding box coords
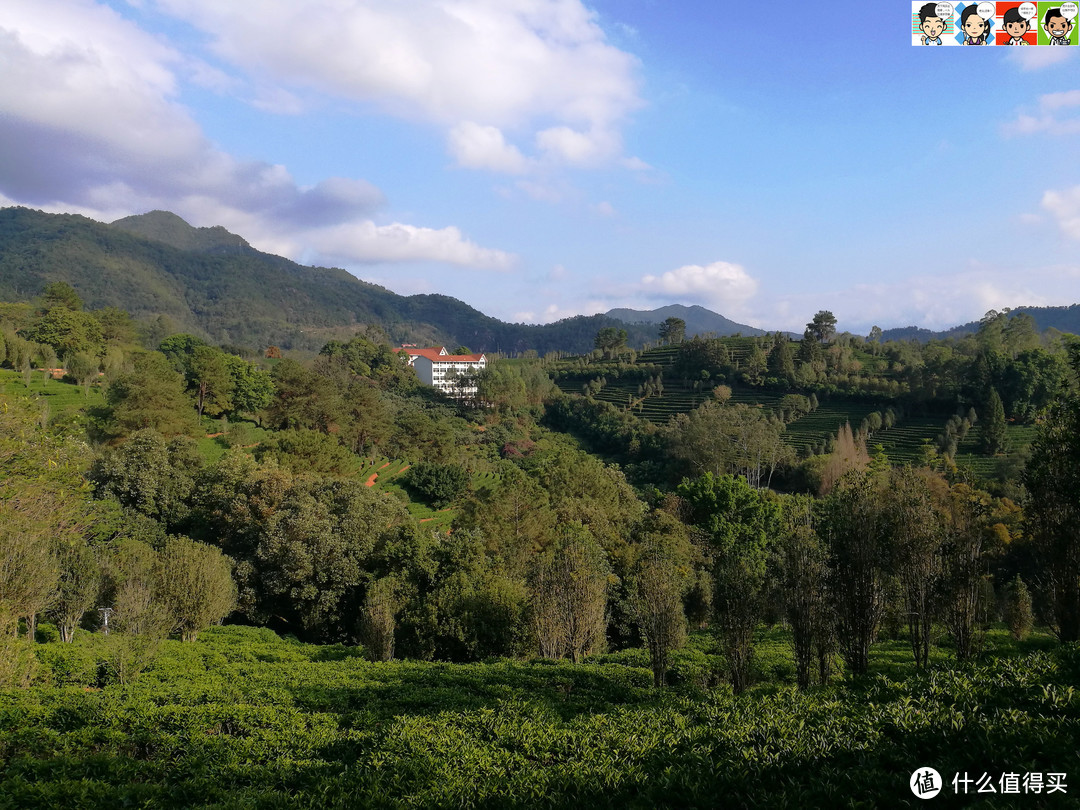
[605,304,771,338]
[880,306,1080,343]
[0,207,656,355]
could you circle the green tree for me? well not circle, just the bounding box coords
[103,539,171,684]
[819,469,889,675]
[404,462,470,509]
[1002,312,1039,357]
[266,358,344,432]
[677,472,780,693]
[359,576,401,661]
[23,306,103,359]
[777,495,833,688]
[1004,575,1034,641]
[48,542,103,643]
[340,382,393,455]
[91,429,203,527]
[594,327,628,359]
[667,401,790,489]
[658,317,686,345]
[768,333,796,381]
[158,333,208,370]
[938,484,989,660]
[255,429,356,476]
[188,450,292,561]
[424,529,528,661]
[106,352,200,437]
[1023,383,1080,641]
[36,344,58,386]
[224,354,274,417]
[529,524,611,662]
[531,447,645,571]
[885,467,945,669]
[66,351,99,396]
[158,536,237,642]
[454,464,557,579]
[254,479,409,639]
[42,281,83,312]
[676,337,730,380]
[189,345,234,417]
[95,306,138,345]
[0,489,61,640]
[629,511,694,687]
[105,539,169,637]
[806,310,837,344]
[978,388,1007,455]
[743,343,768,386]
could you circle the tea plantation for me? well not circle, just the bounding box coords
[2,626,1078,809]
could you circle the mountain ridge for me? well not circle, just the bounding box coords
[2,207,1077,352]
[0,207,657,354]
[604,304,769,338]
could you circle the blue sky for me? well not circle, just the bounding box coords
[1,0,1078,334]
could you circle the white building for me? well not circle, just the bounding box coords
[394,346,487,397]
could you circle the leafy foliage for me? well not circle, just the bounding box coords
[403,461,470,508]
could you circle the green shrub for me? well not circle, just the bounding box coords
[404,461,470,508]
[1005,575,1034,641]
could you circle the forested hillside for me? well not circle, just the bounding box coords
[3,285,1080,806]
[880,304,1080,343]
[0,207,656,355]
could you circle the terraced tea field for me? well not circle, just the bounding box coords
[953,423,1038,479]
[867,415,947,464]
[782,399,884,454]
[0,368,104,413]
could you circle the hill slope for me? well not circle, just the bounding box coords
[605,304,770,338]
[0,207,654,354]
[880,306,1080,342]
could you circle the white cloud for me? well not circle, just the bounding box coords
[1006,46,1078,71]
[640,261,759,311]
[448,122,531,173]
[752,265,1074,335]
[1042,186,1080,239]
[1003,89,1080,136]
[0,0,512,271]
[593,201,616,217]
[514,179,566,203]
[536,125,619,165]
[294,221,516,269]
[251,85,308,115]
[149,0,643,172]
[1040,89,1080,110]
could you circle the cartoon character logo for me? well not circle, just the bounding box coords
[1003,7,1031,43]
[960,4,990,43]
[1043,7,1075,44]
[919,2,947,43]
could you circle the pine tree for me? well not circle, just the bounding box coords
[978,388,1007,455]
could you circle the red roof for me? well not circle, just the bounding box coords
[394,346,485,363]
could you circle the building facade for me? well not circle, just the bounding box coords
[394,346,487,397]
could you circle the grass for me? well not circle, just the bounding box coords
[353,456,502,529]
